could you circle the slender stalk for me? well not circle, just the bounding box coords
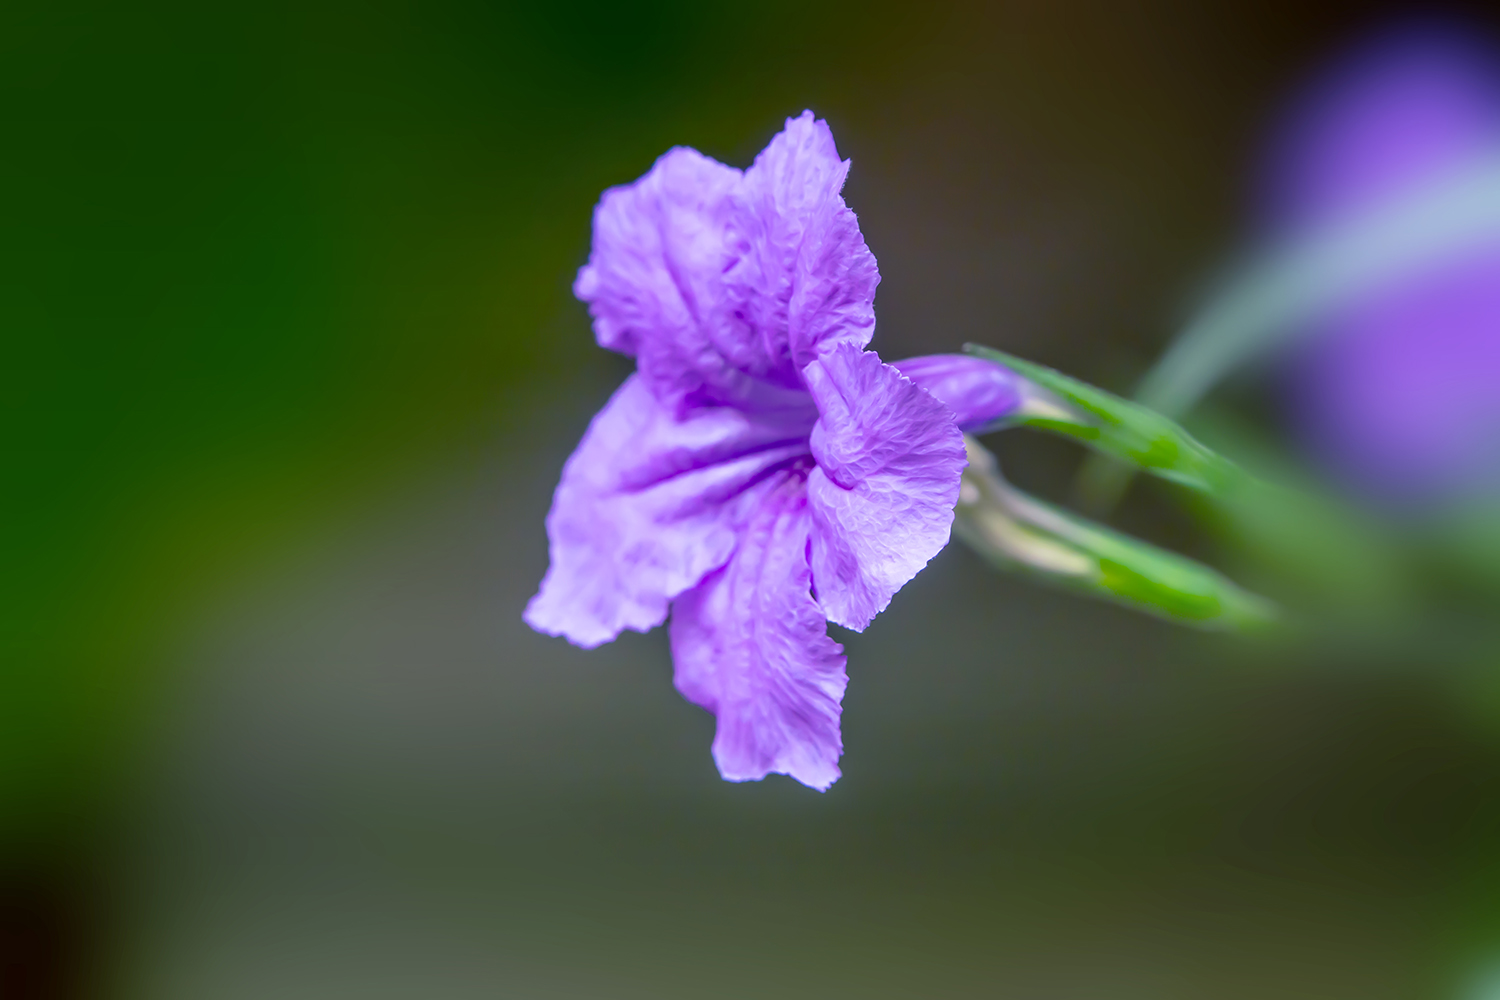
[954,436,1276,631]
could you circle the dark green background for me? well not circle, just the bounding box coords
[8,1,1500,996]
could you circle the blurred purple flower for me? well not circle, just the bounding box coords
[525,112,981,790]
[1265,27,1500,503]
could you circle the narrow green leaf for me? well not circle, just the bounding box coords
[965,343,1251,501]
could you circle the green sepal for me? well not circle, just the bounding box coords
[954,436,1276,631]
[964,343,1251,501]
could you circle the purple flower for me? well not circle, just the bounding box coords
[525,112,972,790]
[1264,28,1500,503]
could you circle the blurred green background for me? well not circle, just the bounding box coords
[8,0,1500,996]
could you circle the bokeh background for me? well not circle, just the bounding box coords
[9,1,1500,997]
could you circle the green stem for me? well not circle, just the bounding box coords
[966,344,1253,501]
[954,436,1276,631]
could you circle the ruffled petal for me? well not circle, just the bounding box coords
[574,146,767,408]
[573,113,880,413]
[736,110,880,370]
[575,147,740,361]
[525,375,815,648]
[803,343,969,631]
[891,353,1024,432]
[669,472,847,791]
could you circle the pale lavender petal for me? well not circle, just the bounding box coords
[802,343,968,631]
[573,116,880,411]
[891,353,1024,432]
[669,472,847,791]
[573,146,763,408]
[574,146,740,362]
[525,375,815,648]
[735,110,880,370]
